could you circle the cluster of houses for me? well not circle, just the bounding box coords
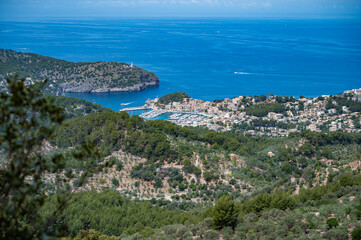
[143,88,361,137]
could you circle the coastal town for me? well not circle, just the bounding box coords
[122,89,361,137]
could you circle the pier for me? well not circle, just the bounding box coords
[119,106,149,112]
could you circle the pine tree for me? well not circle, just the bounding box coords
[0,75,99,239]
[213,195,238,230]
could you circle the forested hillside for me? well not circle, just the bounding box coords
[42,170,361,240]
[49,103,361,193]
[41,191,198,237]
[52,96,113,119]
[0,49,159,94]
[44,105,361,239]
[1,79,360,240]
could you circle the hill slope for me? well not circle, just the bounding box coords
[53,95,113,119]
[43,108,361,240]
[0,49,159,94]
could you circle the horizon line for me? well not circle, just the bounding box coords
[1,15,361,21]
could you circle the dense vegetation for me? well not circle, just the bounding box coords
[158,92,190,104]
[53,96,113,119]
[51,107,361,208]
[53,112,175,164]
[52,111,282,172]
[0,76,100,239]
[0,49,159,94]
[41,172,361,239]
[243,103,287,117]
[41,191,198,236]
[233,119,297,131]
[326,95,361,113]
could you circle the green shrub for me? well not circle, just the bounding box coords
[116,162,124,171]
[229,179,236,185]
[351,227,361,240]
[339,174,353,187]
[221,226,234,240]
[178,183,186,191]
[99,178,106,184]
[204,230,219,240]
[75,229,121,240]
[326,218,338,229]
[112,178,119,188]
[322,227,348,240]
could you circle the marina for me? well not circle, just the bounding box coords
[138,108,209,126]
[139,109,167,119]
[168,113,208,127]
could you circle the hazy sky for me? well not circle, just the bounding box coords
[1,0,361,18]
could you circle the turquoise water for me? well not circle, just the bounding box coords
[126,110,172,120]
[1,18,360,111]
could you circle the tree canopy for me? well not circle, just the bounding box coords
[213,195,238,230]
[0,75,99,239]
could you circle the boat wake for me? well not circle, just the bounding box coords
[234,72,253,75]
[120,102,133,106]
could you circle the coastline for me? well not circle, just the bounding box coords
[60,80,159,93]
[120,88,361,135]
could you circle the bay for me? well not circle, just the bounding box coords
[1,18,360,111]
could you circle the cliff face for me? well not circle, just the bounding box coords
[0,49,159,94]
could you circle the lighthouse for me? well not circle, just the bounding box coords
[130,62,133,68]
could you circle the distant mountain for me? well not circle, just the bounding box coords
[0,49,159,94]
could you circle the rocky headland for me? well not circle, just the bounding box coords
[0,49,159,94]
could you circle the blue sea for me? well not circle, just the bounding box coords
[1,18,361,111]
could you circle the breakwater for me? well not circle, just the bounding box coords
[119,106,149,112]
